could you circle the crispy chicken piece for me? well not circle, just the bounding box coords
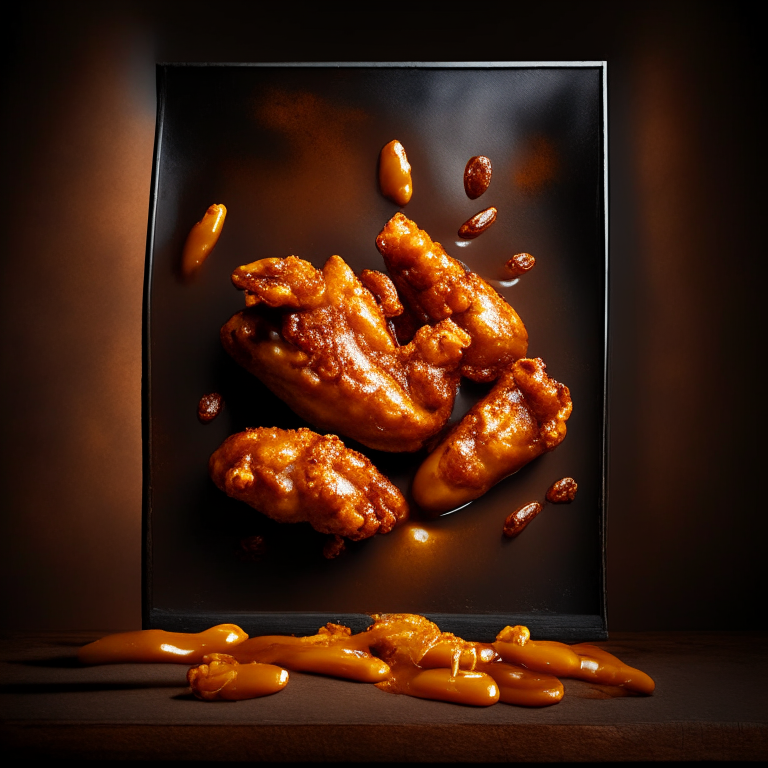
[209,427,408,540]
[375,213,528,382]
[222,255,471,452]
[412,358,572,515]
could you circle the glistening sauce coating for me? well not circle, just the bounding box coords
[79,615,654,705]
[412,358,572,515]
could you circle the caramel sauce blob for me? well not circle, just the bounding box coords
[379,140,412,206]
[77,616,654,706]
[181,203,227,279]
[233,633,391,683]
[570,643,656,695]
[494,625,581,676]
[464,155,492,199]
[546,477,578,503]
[458,206,497,239]
[478,661,564,707]
[419,638,498,672]
[187,653,289,701]
[495,626,656,695]
[503,501,543,538]
[387,666,500,707]
[78,624,248,665]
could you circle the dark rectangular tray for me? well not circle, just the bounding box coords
[142,62,608,642]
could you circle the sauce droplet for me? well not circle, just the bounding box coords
[378,140,412,206]
[182,203,227,279]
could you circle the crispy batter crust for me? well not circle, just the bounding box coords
[375,213,528,382]
[209,427,408,540]
[222,255,471,452]
[412,358,572,514]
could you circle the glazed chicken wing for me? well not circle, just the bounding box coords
[221,254,471,452]
[375,213,529,382]
[209,427,408,540]
[412,358,572,515]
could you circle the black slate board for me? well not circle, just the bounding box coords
[142,63,608,641]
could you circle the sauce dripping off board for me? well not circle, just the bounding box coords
[79,614,654,706]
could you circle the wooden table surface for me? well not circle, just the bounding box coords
[1,631,766,762]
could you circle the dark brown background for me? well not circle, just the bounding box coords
[0,1,763,632]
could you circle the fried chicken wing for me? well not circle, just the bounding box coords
[412,358,572,515]
[222,254,471,452]
[375,213,528,382]
[209,427,408,540]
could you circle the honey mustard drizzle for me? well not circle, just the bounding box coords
[78,615,654,705]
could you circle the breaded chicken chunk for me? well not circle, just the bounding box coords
[210,427,408,540]
[412,358,572,514]
[221,255,471,453]
[375,213,528,382]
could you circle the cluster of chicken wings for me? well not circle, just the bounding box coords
[375,212,529,383]
[221,254,470,453]
[212,212,571,534]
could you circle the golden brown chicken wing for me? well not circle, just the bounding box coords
[221,254,471,452]
[209,427,408,540]
[412,358,572,515]
[375,213,528,382]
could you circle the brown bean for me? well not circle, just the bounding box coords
[458,207,497,239]
[503,501,543,538]
[546,477,578,503]
[198,392,223,423]
[464,155,492,199]
[505,253,536,278]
